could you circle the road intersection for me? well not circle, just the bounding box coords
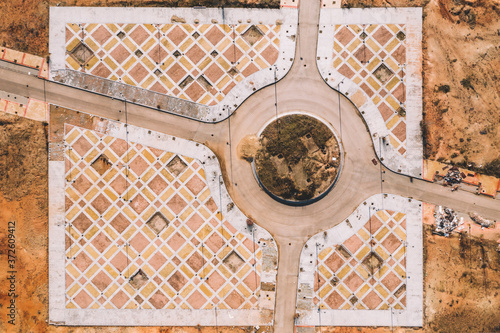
[0,0,499,330]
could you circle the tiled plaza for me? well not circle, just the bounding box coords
[313,209,407,311]
[331,24,408,156]
[50,7,298,121]
[318,8,423,178]
[64,125,264,310]
[43,5,427,329]
[64,23,281,106]
[49,107,277,326]
[296,194,423,327]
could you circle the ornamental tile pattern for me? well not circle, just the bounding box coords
[332,24,407,156]
[313,210,407,310]
[64,23,281,106]
[64,125,263,310]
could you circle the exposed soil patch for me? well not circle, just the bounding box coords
[0,113,48,201]
[422,225,500,333]
[254,114,341,202]
[69,42,94,66]
[90,153,112,176]
[223,251,245,273]
[242,25,265,45]
[237,134,261,162]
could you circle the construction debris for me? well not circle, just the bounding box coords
[469,213,496,228]
[433,206,462,237]
[443,167,463,185]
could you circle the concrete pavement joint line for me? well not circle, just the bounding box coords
[49,7,298,122]
[317,8,423,179]
[48,112,278,326]
[296,193,423,326]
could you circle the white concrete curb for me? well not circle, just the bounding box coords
[48,117,278,326]
[49,7,298,122]
[317,8,423,178]
[296,193,423,327]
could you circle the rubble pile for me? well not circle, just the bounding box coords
[443,167,463,185]
[433,206,462,237]
[469,213,496,228]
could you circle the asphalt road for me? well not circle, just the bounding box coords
[0,0,499,330]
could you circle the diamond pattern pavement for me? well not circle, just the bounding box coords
[64,125,264,310]
[332,24,408,156]
[65,23,281,106]
[313,210,407,311]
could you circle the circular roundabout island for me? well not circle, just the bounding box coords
[251,114,342,206]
